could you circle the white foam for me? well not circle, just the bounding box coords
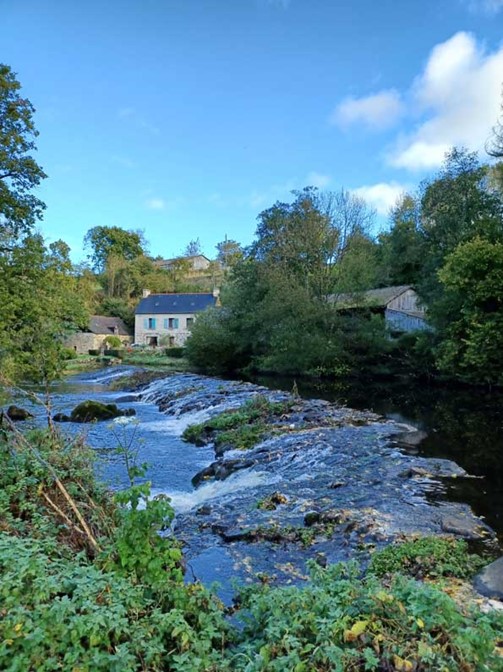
[151,470,282,513]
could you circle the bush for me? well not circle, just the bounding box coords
[61,347,78,360]
[164,346,186,358]
[103,335,123,349]
[88,348,100,356]
[104,348,125,358]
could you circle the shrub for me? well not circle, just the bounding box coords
[103,335,123,349]
[368,536,488,580]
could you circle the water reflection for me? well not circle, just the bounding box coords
[250,376,503,539]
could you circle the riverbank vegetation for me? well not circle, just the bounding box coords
[186,149,503,386]
[1,425,502,671]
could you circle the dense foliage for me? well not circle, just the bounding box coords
[1,427,502,672]
[186,152,503,386]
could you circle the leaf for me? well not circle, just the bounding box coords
[344,620,368,641]
[393,655,414,671]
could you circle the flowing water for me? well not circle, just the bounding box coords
[17,367,502,599]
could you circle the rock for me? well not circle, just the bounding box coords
[53,413,71,423]
[115,395,138,403]
[123,408,136,417]
[6,405,33,421]
[328,480,346,489]
[304,511,321,527]
[440,514,490,540]
[70,400,130,423]
[474,557,503,600]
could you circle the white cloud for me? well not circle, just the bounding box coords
[389,32,503,170]
[465,0,503,14]
[145,198,165,210]
[332,89,404,130]
[352,182,409,215]
[306,171,331,188]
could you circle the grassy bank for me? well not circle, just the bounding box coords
[1,425,502,671]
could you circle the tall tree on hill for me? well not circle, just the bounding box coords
[487,91,503,158]
[83,225,147,273]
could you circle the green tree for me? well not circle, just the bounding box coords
[433,237,503,384]
[0,64,46,240]
[216,238,243,269]
[377,194,423,287]
[83,226,147,272]
[419,148,503,301]
[0,234,87,383]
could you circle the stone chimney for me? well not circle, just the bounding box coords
[142,289,151,298]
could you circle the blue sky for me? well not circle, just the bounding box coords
[2,0,503,263]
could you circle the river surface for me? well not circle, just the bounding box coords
[17,367,502,598]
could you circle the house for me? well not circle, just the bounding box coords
[134,291,219,346]
[154,254,212,273]
[65,316,133,354]
[330,285,428,332]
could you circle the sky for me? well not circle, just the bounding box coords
[2,0,503,263]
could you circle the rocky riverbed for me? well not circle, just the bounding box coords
[129,372,497,595]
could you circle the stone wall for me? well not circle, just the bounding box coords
[65,333,133,355]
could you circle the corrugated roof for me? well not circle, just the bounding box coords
[330,285,413,308]
[135,293,217,315]
[88,316,131,336]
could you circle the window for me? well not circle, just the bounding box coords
[163,318,179,329]
[186,317,194,329]
[143,317,156,329]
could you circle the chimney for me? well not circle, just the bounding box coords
[142,289,151,298]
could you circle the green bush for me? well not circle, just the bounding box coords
[103,335,123,349]
[88,348,100,356]
[230,561,503,671]
[165,346,186,358]
[104,348,125,358]
[368,536,488,580]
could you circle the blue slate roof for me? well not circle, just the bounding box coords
[135,293,217,315]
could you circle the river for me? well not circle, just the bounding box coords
[19,367,502,598]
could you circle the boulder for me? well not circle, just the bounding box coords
[474,557,503,600]
[69,400,132,423]
[6,405,33,421]
[53,413,71,423]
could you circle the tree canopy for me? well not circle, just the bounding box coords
[0,64,46,240]
[83,226,147,272]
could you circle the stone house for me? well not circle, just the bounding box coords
[154,254,212,273]
[330,285,428,332]
[134,291,219,346]
[65,316,133,354]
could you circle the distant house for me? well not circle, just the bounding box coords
[65,316,132,354]
[330,285,429,332]
[134,291,219,346]
[154,255,212,272]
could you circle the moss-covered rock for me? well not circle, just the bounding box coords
[6,405,33,421]
[69,400,135,423]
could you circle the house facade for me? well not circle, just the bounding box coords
[134,292,218,346]
[65,316,132,355]
[154,254,212,273]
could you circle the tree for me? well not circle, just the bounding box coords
[377,194,424,287]
[83,226,147,272]
[433,237,503,384]
[419,147,503,301]
[216,238,243,269]
[487,91,503,158]
[0,234,88,383]
[184,238,202,256]
[0,64,46,241]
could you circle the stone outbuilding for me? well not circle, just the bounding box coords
[134,291,219,347]
[65,316,132,354]
[330,285,429,332]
